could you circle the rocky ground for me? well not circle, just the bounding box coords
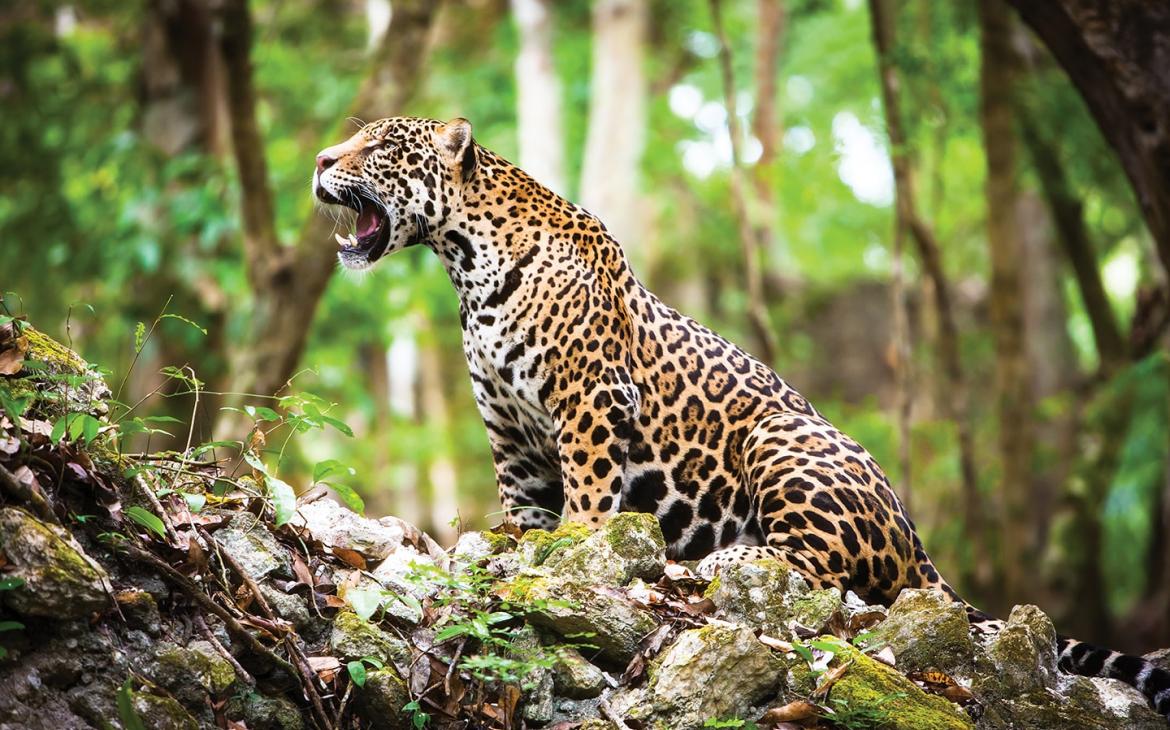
[0,322,1167,730]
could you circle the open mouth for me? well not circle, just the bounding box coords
[323,189,392,264]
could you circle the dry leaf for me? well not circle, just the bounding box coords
[307,655,341,672]
[812,658,852,698]
[873,645,896,666]
[758,634,794,652]
[758,700,819,723]
[0,325,28,376]
[332,546,367,570]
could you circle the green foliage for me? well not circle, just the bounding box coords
[345,656,384,687]
[115,681,148,730]
[401,699,430,729]
[124,505,166,540]
[703,718,759,729]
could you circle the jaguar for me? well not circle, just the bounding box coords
[313,115,1170,719]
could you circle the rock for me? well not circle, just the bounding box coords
[212,515,292,581]
[0,507,111,618]
[868,588,974,675]
[514,627,556,725]
[330,611,412,675]
[1145,647,1170,672]
[789,639,974,730]
[354,669,412,729]
[544,513,666,586]
[225,692,307,730]
[12,326,110,419]
[500,576,660,665]
[128,690,199,730]
[148,641,237,707]
[792,587,843,632]
[114,590,161,636]
[259,581,314,633]
[451,530,513,567]
[291,499,407,560]
[610,623,785,728]
[552,645,607,699]
[704,558,811,634]
[973,606,1165,729]
[360,544,438,624]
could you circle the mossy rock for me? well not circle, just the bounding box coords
[790,640,974,730]
[128,690,200,730]
[792,587,843,632]
[868,588,974,676]
[4,325,109,419]
[518,521,592,566]
[974,604,1057,698]
[149,641,237,705]
[704,558,811,634]
[499,575,659,664]
[553,645,607,699]
[544,512,666,586]
[330,611,412,674]
[212,514,293,581]
[354,669,412,729]
[225,692,307,730]
[0,506,111,618]
[610,623,787,728]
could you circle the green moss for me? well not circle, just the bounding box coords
[153,642,236,695]
[330,611,411,669]
[0,507,110,617]
[791,641,973,730]
[23,327,89,374]
[519,521,591,553]
[129,690,200,730]
[791,587,842,630]
[702,574,722,600]
[603,512,665,555]
[481,530,515,554]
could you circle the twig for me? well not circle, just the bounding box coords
[444,638,467,695]
[333,682,354,728]
[196,613,256,687]
[116,542,297,677]
[205,527,334,730]
[133,473,181,544]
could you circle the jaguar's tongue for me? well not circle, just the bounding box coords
[356,204,382,239]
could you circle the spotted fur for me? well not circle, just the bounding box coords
[314,116,1170,719]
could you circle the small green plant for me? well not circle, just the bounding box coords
[0,577,26,660]
[401,699,430,729]
[821,692,906,730]
[345,655,384,687]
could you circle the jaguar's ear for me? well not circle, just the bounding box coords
[435,117,477,182]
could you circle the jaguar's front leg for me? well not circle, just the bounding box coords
[552,368,639,526]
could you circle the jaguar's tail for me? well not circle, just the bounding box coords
[966,606,1170,720]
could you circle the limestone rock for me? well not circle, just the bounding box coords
[212,515,292,581]
[868,588,974,675]
[330,611,412,675]
[789,640,974,730]
[0,507,111,618]
[544,513,666,586]
[501,576,660,664]
[114,590,161,636]
[291,498,406,560]
[147,640,237,706]
[517,522,592,567]
[354,669,412,729]
[610,623,785,728]
[972,605,1164,729]
[225,692,307,730]
[552,645,607,699]
[129,690,200,730]
[704,558,811,634]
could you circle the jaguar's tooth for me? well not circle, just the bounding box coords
[349,234,360,248]
[335,233,349,249]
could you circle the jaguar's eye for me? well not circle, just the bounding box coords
[366,138,399,153]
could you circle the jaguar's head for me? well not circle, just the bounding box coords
[312,116,477,270]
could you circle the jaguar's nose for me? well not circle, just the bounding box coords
[316,152,338,174]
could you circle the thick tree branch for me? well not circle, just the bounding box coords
[1008,0,1170,281]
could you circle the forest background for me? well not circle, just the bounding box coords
[3,0,1168,656]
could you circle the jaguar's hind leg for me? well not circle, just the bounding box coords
[695,543,842,591]
[698,411,952,606]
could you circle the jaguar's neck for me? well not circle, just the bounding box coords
[428,148,639,315]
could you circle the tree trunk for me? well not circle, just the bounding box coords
[216,0,440,436]
[980,0,1034,606]
[869,0,986,590]
[749,0,791,278]
[579,0,647,246]
[511,0,566,194]
[708,0,778,364]
[1007,0,1170,281]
